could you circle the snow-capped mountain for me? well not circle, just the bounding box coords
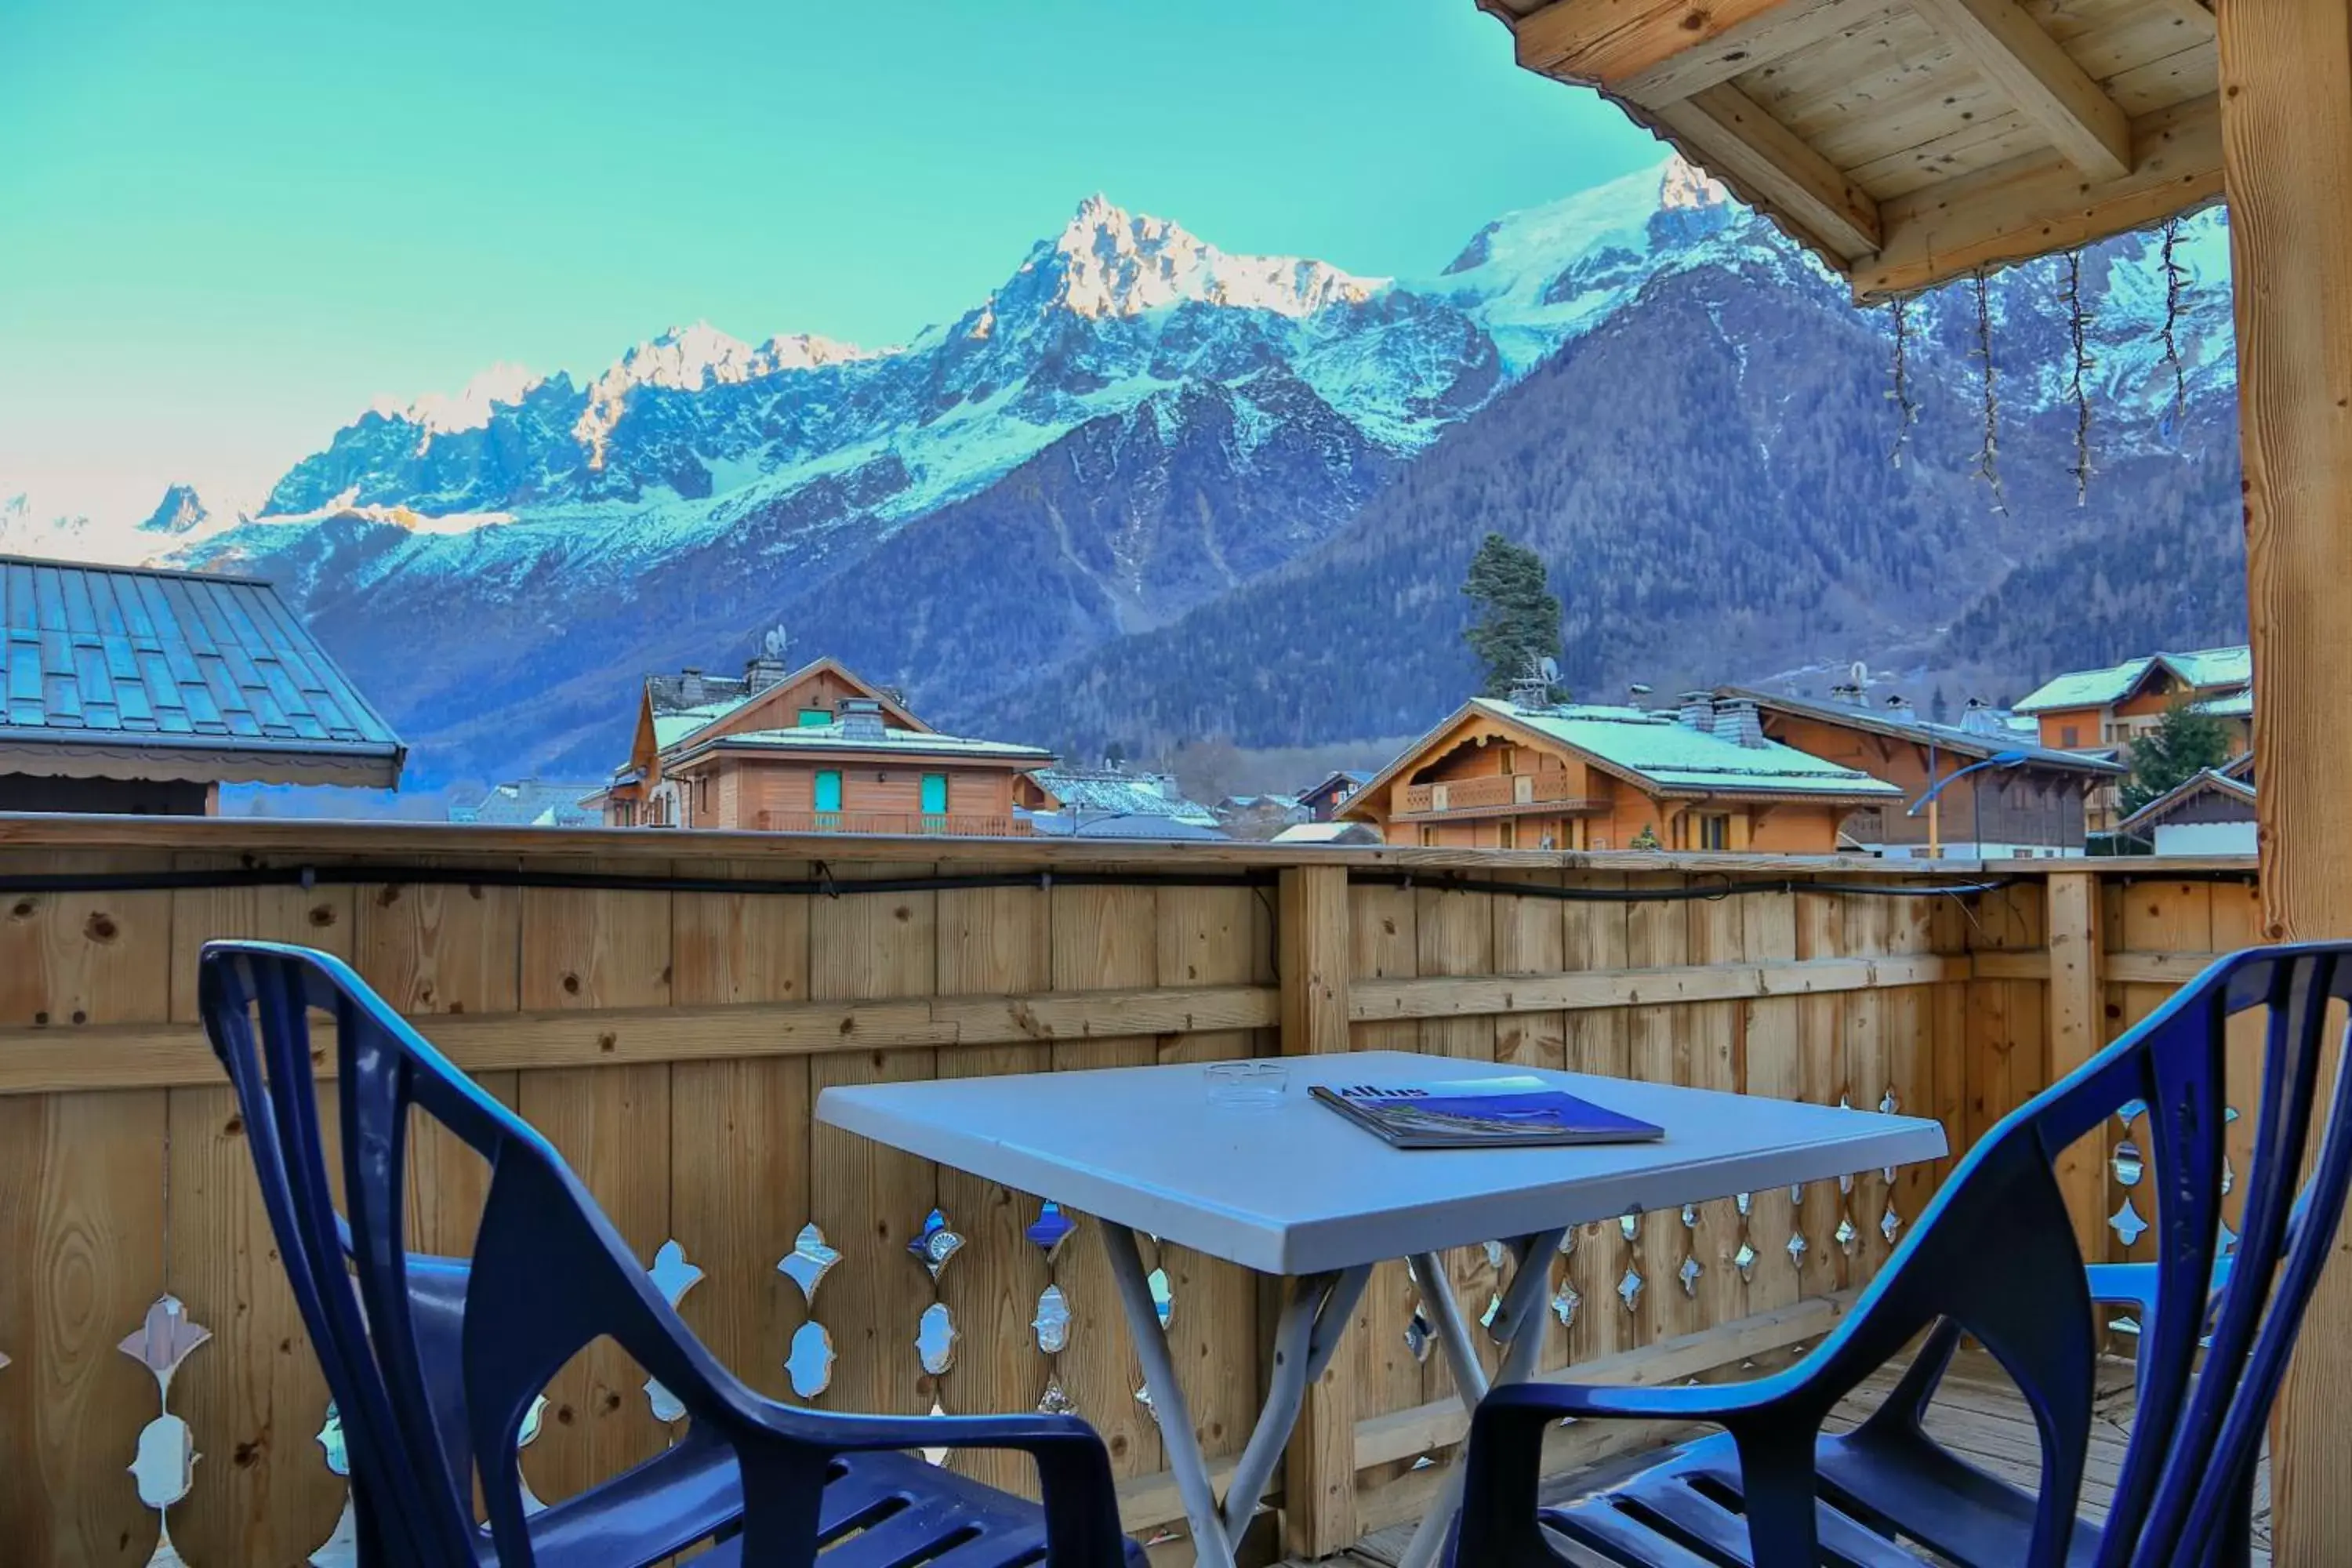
[4,156,2242,787]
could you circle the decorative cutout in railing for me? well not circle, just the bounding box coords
[779,1221,840,1400]
[1617,1267,1643,1312]
[644,1240,706,1425]
[1030,1200,1078,1416]
[120,1295,208,1568]
[909,1210,961,1393]
[310,1403,356,1568]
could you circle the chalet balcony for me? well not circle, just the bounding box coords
[1396,771,1606,819]
[0,812,2301,1566]
[757,809,1027,836]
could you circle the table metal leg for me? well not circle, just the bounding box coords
[1395,1229,1567,1568]
[1102,1224,1370,1568]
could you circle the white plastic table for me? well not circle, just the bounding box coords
[815,1050,1947,1568]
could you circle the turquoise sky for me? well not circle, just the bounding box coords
[0,1,1657,522]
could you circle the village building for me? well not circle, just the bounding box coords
[598,650,1052,834]
[2015,645,2252,835]
[0,556,402,813]
[448,779,603,829]
[2118,751,2256,857]
[1014,768,1225,840]
[1340,694,1900,852]
[1298,769,1374,822]
[1722,688,2124,858]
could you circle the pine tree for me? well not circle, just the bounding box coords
[2121,701,2234,814]
[1929,685,1951,725]
[1462,532,1564,700]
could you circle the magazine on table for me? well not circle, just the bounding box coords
[1309,1075,1664,1150]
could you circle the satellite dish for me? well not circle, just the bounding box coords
[760,624,789,659]
[1849,661,1870,689]
[1628,682,1653,697]
[1539,655,1559,684]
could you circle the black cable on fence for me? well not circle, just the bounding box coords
[0,858,2016,905]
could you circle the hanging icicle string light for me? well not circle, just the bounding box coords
[1972,268,2006,514]
[2160,216,2189,429]
[2065,250,2093,506]
[1886,296,1917,469]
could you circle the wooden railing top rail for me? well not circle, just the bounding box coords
[0,811,2260,878]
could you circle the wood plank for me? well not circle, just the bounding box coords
[1852,91,2222,300]
[1046,880,1161,1484]
[1279,866,1352,1060]
[805,862,938,1428]
[2215,27,2352,1545]
[1653,82,1885,258]
[1513,0,1798,86]
[1626,876,1690,1349]
[669,862,811,1414]
[513,866,673,1508]
[1911,0,2132,178]
[0,982,1282,1094]
[935,873,1052,1494]
[1842,894,1893,1283]
[165,863,355,1565]
[1617,0,1899,107]
[1736,884,1801,1320]
[2045,872,2107,1261]
[1347,952,1965,1021]
[1792,887,1849,1299]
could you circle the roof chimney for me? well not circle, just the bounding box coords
[1676,691,1715,732]
[679,667,706,706]
[840,698,887,742]
[746,624,791,689]
[1716,699,1766,749]
[1960,701,2005,737]
[1883,694,1915,720]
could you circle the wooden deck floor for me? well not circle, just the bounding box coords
[1292,1346,2270,1566]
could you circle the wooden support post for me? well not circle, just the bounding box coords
[2045,872,2105,1261]
[1276,865,1357,1558]
[2216,6,2352,1560]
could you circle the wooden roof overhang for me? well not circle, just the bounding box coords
[1474,0,2221,298]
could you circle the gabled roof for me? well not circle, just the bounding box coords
[2118,767,2258,834]
[1346,696,1900,817]
[0,554,403,786]
[645,655,924,759]
[1025,768,1219,827]
[1722,688,2125,775]
[449,779,604,828]
[1299,768,1375,804]
[2013,645,2252,714]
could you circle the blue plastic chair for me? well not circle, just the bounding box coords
[1456,942,2352,1568]
[200,938,1141,1568]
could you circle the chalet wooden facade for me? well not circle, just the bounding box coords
[2014,645,2251,833]
[1726,687,2123,858]
[1340,694,1900,852]
[598,652,1051,834]
[2118,750,2256,856]
[0,556,404,812]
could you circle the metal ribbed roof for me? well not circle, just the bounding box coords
[0,555,402,775]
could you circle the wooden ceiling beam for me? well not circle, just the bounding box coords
[1849,90,2221,301]
[1911,0,2134,180]
[1653,82,1884,258]
[1513,0,1798,87]
[1617,0,1900,108]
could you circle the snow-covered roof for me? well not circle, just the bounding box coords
[2013,645,2252,713]
[653,699,750,749]
[1723,688,2125,774]
[1468,698,1903,800]
[1272,821,1382,845]
[1028,768,1218,826]
[449,779,604,828]
[2192,688,2254,720]
[672,721,1052,764]
[1021,809,1228,841]
[2118,767,2258,833]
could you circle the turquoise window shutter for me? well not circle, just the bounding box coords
[814,770,843,813]
[920,773,949,815]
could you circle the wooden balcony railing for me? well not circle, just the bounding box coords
[758,809,1025,836]
[0,814,2275,1565]
[1397,771,1602,816]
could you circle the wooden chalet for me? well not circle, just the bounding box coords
[599,651,1051,834]
[1298,768,1374,822]
[2015,644,2251,832]
[2118,746,2256,854]
[1475,0,2352,1547]
[0,554,402,812]
[1725,685,2124,857]
[1341,693,1899,851]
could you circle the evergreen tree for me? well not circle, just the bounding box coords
[1462,532,1564,700]
[2121,701,2234,814]
[1929,685,1950,725]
